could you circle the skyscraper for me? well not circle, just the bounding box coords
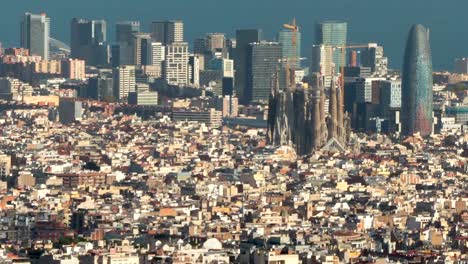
[311,44,334,88]
[150,21,183,45]
[360,43,388,77]
[132,33,152,66]
[113,65,136,101]
[277,29,301,68]
[21,12,50,60]
[149,42,165,77]
[164,42,189,85]
[247,42,282,102]
[316,21,347,72]
[114,21,140,66]
[234,29,262,103]
[70,18,108,66]
[401,24,433,137]
[116,21,140,43]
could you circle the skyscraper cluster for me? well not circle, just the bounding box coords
[8,12,437,143]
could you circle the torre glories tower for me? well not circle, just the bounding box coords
[402,24,434,137]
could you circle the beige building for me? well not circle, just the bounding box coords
[0,154,11,177]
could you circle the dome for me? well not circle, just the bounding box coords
[202,238,222,250]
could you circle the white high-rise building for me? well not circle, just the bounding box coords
[311,44,334,88]
[189,54,202,87]
[172,21,184,43]
[223,59,234,78]
[149,42,165,76]
[113,65,136,101]
[164,42,189,85]
[21,12,50,60]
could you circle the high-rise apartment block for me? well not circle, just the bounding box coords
[61,59,86,80]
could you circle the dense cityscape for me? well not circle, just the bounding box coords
[0,7,465,264]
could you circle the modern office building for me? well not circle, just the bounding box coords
[278,29,301,68]
[247,42,282,102]
[149,42,165,77]
[116,21,140,43]
[150,20,183,45]
[311,44,334,88]
[189,54,202,87]
[355,77,385,103]
[70,18,108,66]
[172,109,223,128]
[234,29,262,103]
[128,90,158,106]
[113,65,136,101]
[378,80,402,109]
[21,12,50,60]
[401,24,434,137]
[445,106,468,124]
[88,71,114,101]
[164,42,189,85]
[114,21,140,66]
[59,99,83,125]
[360,43,388,76]
[311,44,334,75]
[222,77,234,96]
[132,33,152,66]
[315,21,347,73]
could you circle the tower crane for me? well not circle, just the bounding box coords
[283,18,300,88]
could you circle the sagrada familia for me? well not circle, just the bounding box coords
[267,73,351,156]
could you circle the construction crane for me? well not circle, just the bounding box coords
[283,18,300,88]
[283,18,299,47]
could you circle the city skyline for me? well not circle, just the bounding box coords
[0,2,466,263]
[0,0,467,70]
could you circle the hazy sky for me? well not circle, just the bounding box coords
[1,0,467,70]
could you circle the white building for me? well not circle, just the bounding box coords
[149,42,165,77]
[311,44,334,88]
[164,42,189,85]
[223,59,234,78]
[113,65,136,101]
[379,80,402,108]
